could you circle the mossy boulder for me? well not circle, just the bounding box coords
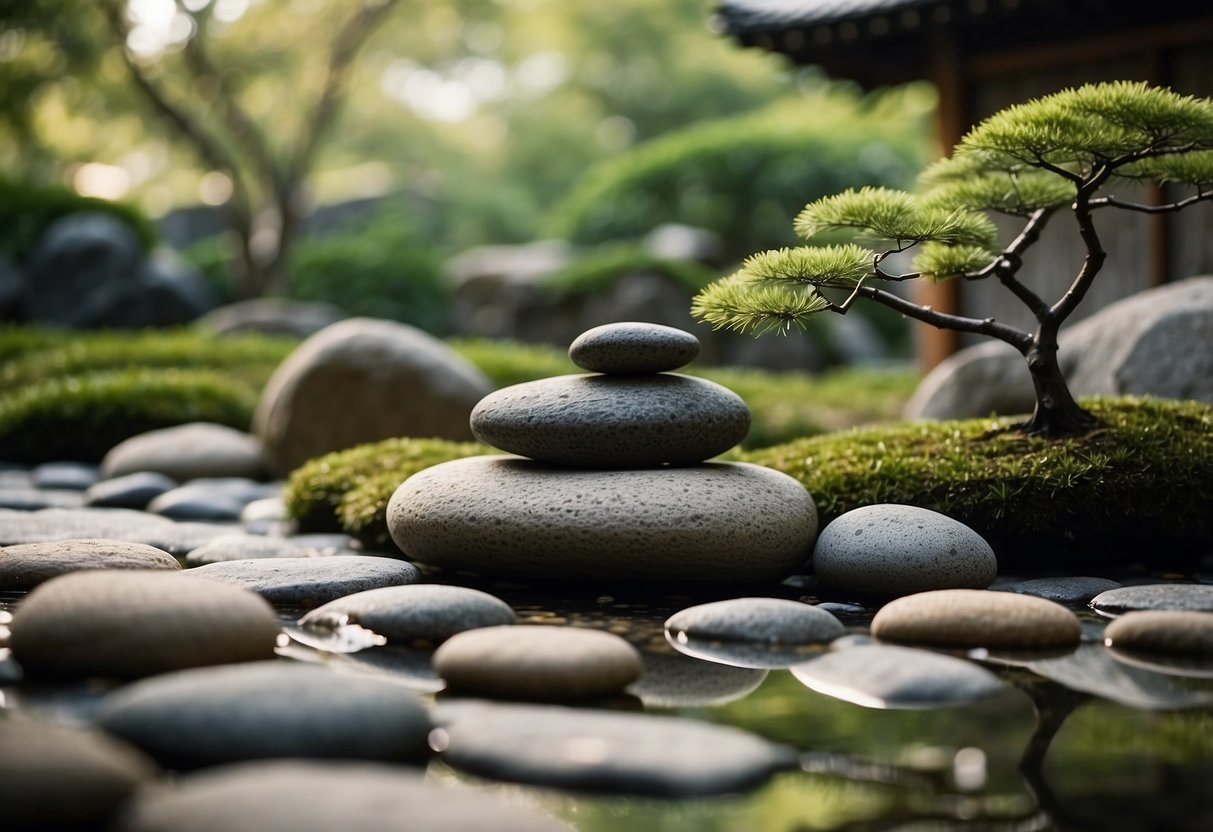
[741,397,1213,567]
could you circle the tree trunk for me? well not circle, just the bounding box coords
[1021,342,1098,436]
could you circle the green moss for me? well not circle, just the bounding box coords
[283,437,490,546]
[740,397,1213,565]
[0,369,258,463]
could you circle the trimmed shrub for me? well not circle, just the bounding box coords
[0,369,258,463]
[0,178,157,262]
[740,397,1213,566]
[541,243,719,299]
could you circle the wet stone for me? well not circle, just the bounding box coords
[186,555,421,607]
[84,472,178,510]
[813,504,997,597]
[434,702,796,797]
[0,718,160,829]
[300,584,516,644]
[1104,610,1213,656]
[1026,643,1213,710]
[792,644,1003,709]
[995,576,1122,605]
[0,538,180,590]
[470,373,750,467]
[870,589,1081,648]
[625,650,768,707]
[185,533,311,566]
[148,478,280,522]
[568,322,701,374]
[434,625,641,701]
[101,422,271,481]
[665,598,844,644]
[97,661,432,770]
[31,462,101,491]
[113,760,571,832]
[668,634,827,670]
[1091,584,1213,615]
[9,571,279,679]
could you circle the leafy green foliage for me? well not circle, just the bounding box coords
[741,397,1213,565]
[0,177,157,262]
[794,187,998,248]
[0,369,257,463]
[542,243,719,298]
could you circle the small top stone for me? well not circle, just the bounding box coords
[569,322,700,374]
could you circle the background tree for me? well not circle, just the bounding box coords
[693,82,1213,436]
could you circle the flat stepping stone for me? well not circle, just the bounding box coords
[97,661,432,769]
[666,598,844,644]
[994,576,1121,604]
[300,584,516,644]
[1091,584,1213,615]
[388,458,817,582]
[813,504,997,597]
[871,589,1081,648]
[1104,611,1213,656]
[186,555,421,607]
[470,373,749,467]
[31,462,101,491]
[9,571,279,679]
[434,702,795,797]
[0,486,84,510]
[626,650,768,707]
[434,625,641,701]
[85,472,177,509]
[0,538,180,590]
[792,644,1003,709]
[185,533,311,566]
[568,322,700,374]
[101,422,270,481]
[114,760,571,832]
[0,718,159,829]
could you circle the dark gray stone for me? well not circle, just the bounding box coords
[300,584,516,644]
[665,597,844,645]
[1091,584,1213,615]
[471,373,749,467]
[434,702,796,797]
[995,576,1122,605]
[124,248,217,326]
[792,644,1003,708]
[186,555,421,607]
[85,472,178,509]
[569,322,701,374]
[185,533,311,566]
[101,423,270,481]
[0,538,180,590]
[31,462,101,491]
[97,661,432,769]
[0,252,22,319]
[147,479,279,522]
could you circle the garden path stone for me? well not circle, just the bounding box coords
[388,457,817,582]
[97,661,432,769]
[300,584,516,644]
[0,539,180,590]
[434,625,641,701]
[9,571,279,679]
[1091,584,1213,615]
[1104,611,1213,655]
[665,597,844,644]
[252,317,492,475]
[31,462,101,491]
[791,644,1003,708]
[434,701,796,797]
[185,533,311,566]
[186,555,421,607]
[0,486,84,510]
[113,760,571,832]
[147,478,280,522]
[84,472,177,509]
[470,373,749,467]
[101,422,271,481]
[0,718,159,829]
[995,576,1121,605]
[812,504,997,597]
[871,589,1081,648]
[568,322,701,374]
[626,650,768,707]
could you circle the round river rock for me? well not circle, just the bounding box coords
[101,422,270,481]
[870,589,1082,648]
[1091,584,1213,615]
[186,555,420,607]
[1104,611,1213,655]
[434,625,641,701]
[9,571,280,679]
[665,598,844,644]
[97,661,432,769]
[813,504,997,597]
[300,584,517,644]
[388,457,817,582]
[470,373,749,467]
[0,538,180,590]
[568,322,700,374]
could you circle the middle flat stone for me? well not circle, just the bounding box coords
[470,373,750,467]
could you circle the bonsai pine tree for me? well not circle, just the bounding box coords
[692,82,1213,436]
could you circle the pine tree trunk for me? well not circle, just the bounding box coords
[1021,343,1097,436]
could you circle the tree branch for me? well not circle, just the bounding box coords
[858,285,1034,353]
[1089,190,1212,213]
[992,207,1054,319]
[1050,185,1107,324]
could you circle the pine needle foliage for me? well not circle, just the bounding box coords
[742,244,874,288]
[911,243,998,280]
[794,186,998,247]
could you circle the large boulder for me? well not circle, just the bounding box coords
[906,276,1213,420]
[253,318,493,475]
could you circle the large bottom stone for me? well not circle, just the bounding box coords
[387,457,817,582]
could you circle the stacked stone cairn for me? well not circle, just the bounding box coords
[387,322,819,582]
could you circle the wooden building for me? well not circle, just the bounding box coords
[715,0,1213,367]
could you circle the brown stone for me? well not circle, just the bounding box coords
[1104,610,1213,655]
[870,589,1081,648]
[0,538,180,590]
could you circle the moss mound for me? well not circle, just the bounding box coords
[283,438,491,548]
[0,369,258,463]
[740,397,1213,566]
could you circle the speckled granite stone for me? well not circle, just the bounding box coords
[300,584,516,644]
[665,598,844,644]
[0,538,180,590]
[568,322,700,374]
[1091,584,1213,615]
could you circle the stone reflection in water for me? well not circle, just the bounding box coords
[1025,644,1213,710]
[665,629,827,669]
[626,648,768,707]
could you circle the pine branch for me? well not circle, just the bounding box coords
[858,284,1033,352]
[1050,184,1107,323]
[992,207,1054,318]
[1089,190,1213,213]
